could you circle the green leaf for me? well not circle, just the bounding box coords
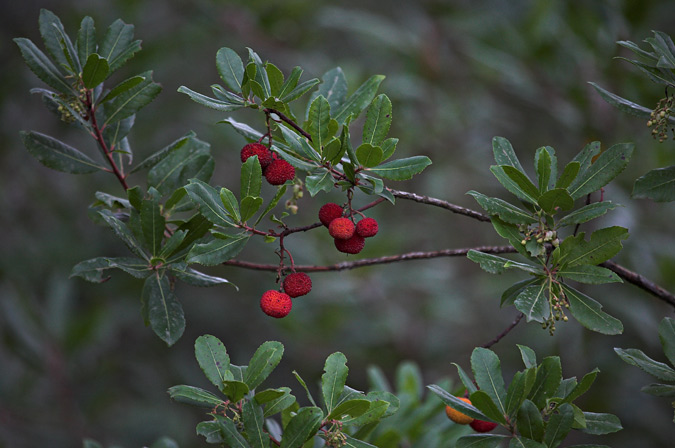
[396,361,423,400]
[467,191,537,225]
[308,67,348,118]
[515,282,549,323]
[535,146,557,192]
[240,196,263,223]
[517,399,544,442]
[195,335,230,393]
[292,371,317,406]
[187,234,250,266]
[589,82,652,118]
[323,137,344,165]
[614,347,675,381]
[343,436,379,448]
[641,383,675,397]
[501,279,539,308]
[82,53,109,88]
[363,94,392,146]
[333,75,385,124]
[219,187,241,223]
[196,420,224,444]
[322,352,349,414]
[542,403,573,448]
[177,86,246,112]
[579,412,622,435]
[216,47,244,92]
[632,165,675,202]
[490,166,539,204]
[245,341,284,390]
[356,143,384,168]
[141,197,165,256]
[243,400,268,448]
[280,78,321,103]
[103,116,134,158]
[467,250,543,275]
[457,434,508,448]
[562,369,599,404]
[304,170,333,198]
[241,155,263,199]
[307,95,334,151]
[265,63,284,96]
[278,66,302,99]
[518,345,537,369]
[212,84,246,105]
[453,362,478,394]
[327,398,371,420]
[171,264,235,288]
[492,137,526,173]
[471,347,507,416]
[571,142,601,182]
[159,230,187,260]
[20,131,105,174]
[98,210,148,259]
[562,285,623,335]
[280,406,324,448]
[568,143,634,200]
[366,156,432,180]
[14,37,76,95]
[184,179,236,227]
[537,189,574,214]
[76,16,96,64]
[556,226,628,267]
[254,185,287,226]
[529,356,562,409]
[254,388,287,404]
[509,437,546,448]
[99,19,141,72]
[167,385,223,408]
[426,384,489,420]
[38,10,73,72]
[555,161,580,189]
[70,256,150,282]
[556,202,620,228]
[557,265,621,285]
[261,388,297,417]
[381,137,398,161]
[659,317,675,367]
[102,70,161,126]
[215,415,251,448]
[143,273,185,346]
[505,370,527,418]
[222,380,250,402]
[502,165,540,201]
[247,48,271,98]
[99,75,145,105]
[470,390,505,424]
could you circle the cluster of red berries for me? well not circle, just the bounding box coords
[240,143,295,186]
[259,272,312,318]
[444,397,498,433]
[318,203,378,255]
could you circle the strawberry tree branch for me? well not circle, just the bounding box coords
[388,189,490,222]
[265,108,313,141]
[481,313,524,349]
[601,260,675,308]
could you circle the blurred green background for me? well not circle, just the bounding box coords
[2,0,675,446]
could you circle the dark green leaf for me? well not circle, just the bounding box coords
[323,137,344,165]
[543,403,573,448]
[490,166,538,204]
[467,191,537,225]
[14,37,75,95]
[470,390,505,424]
[240,196,263,223]
[366,156,432,180]
[195,335,230,393]
[381,137,398,161]
[333,75,385,124]
[20,131,104,174]
[589,82,652,118]
[343,436,379,448]
[395,361,423,400]
[537,189,574,214]
[241,155,263,199]
[247,48,271,98]
[501,279,539,307]
[529,357,562,409]
[212,84,246,104]
[292,371,317,406]
[170,264,235,288]
[571,142,601,181]
[261,388,296,417]
[517,399,544,441]
[82,53,109,88]
[452,362,478,394]
[265,63,284,97]
[216,415,251,448]
[307,95,334,150]
[98,210,148,259]
[557,265,621,285]
[471,347,507,416]
[220,187,241,223]
[641,383,675,397]
[245,341,284,390]
[356,143,383,168]
[141,196,165,256]
[159,230,187,260]
[505,371,527,418]
[492,136,525,173]
[254,387,287,404]
[515,282,549,323]
[306,170,334,197]
[308,67,348,118]
[556,202,620,228]
[99,75,145,105]
[502,165,540,201]
[184,179,236,227]
[467,250,543,275]
[278,66,302,99]
[363,94,392,146]
[535,146,557,192]
[76,16,96,64]
[322,352,349,414]
[99,19,141,72]
[103,115,134,157]
[280,78,321,103]
[280,406,324,448]
[327,399,371,420]
[216,47,244,92]
[143,273,185,346]
[167,385,223,407]
[568,143,634,200]
[38,10,72,72]
[562,369,599,404]
[555,161,580,189]
[632,165,675,202]
[579,412,622,435]
[70,256,149,282]
[254,185,287,226]
[426,385,489,420]
[457,434,508,448]
[563,285,623,335]
[659,317,675,367]
[187,234,250,266]
[518,345,537,369]
[222,380,250,402]
[177,86,246,112]
[243,400,268,448]
[196,420,225,444]
[556,226,628,267]
[614,348,675,381]
[509,437,546,448]
[102,71,161,126]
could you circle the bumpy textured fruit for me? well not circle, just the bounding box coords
[444,398,474,425]
[356,217,379,238]
[283,272,312,298]
[264,159,295,185]
[329,217,356,240]
[240,143,273,168]
[260,290,292,318]
[334,234,365,254]
[470,419,498,433]
[318,203,343,227]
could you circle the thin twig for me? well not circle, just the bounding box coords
[601,260,675,308]
[265,108,313,141]
[389,189,490,222]
[481,313,524,349]
[223,245,518,272]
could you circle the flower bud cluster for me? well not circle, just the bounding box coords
[647,95,674,143]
